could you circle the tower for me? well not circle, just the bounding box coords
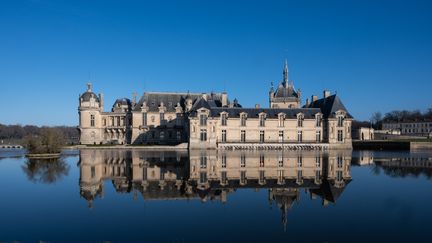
[78,83,103,144]
[269,60,301,108]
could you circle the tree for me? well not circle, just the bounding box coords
[25,128,65,154]
[370,112,382,129]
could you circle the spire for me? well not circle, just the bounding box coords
[283,59,288,87]
[86,83,93,92]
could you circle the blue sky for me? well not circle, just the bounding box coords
[1,0,431,126]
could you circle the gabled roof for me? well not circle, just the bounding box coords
[306,95,353,119]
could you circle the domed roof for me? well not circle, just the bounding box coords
[113,98,131,107]
[80,91,99,102]
[80,83,99,102]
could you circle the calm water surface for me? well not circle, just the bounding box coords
[0,149,431,242]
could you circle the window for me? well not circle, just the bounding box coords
[279,131,284,143]
[297,156,303,167]
[316,157,321,167]
[316,131,321,142]
[200,155,207,169]
[221,113,227,126]
[297,131,303,142]
[337,156,343,168]
[200,114,207,126]
[260,131,265,143]
[259,114,265,127]
[279,115,285,127]
[103,119,106,126]
[160,131,165,140]
[142,113,147,126]
[241,130,246,143]
[337,116,344,127]
[200,129,207,141]
[221,154,227,168]
[117,117,121,126]
[297,115,304,127]
[160,112,165,123]
[315,170,321,181]
[176,131,181,140]
[240,114,247,126]
[278,156,283,167]
[240,154,246,167]
[259,171,265,184]
[315,116,321,127]
[337,130,343,142]
[336,171,343,181]
[91,166,95,178]
[222,130,227,142]
[259,154,265,167]
[221,171,227,185]
[90,115,95,127]
[240,171,246,184]
[199,172,207,184]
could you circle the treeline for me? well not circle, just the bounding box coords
[0,124,79,144]
[381,108,432,122]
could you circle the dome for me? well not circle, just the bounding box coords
[80,91,100,102]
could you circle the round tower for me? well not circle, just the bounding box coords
[78,83,103,144]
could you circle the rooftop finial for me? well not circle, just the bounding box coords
[283,59,288,87]
[86,83,93,92]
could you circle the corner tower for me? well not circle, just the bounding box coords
[78,83,104,144]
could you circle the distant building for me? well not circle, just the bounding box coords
[78,61,353,149]
[352,127,374,140]
[382,121,432,137]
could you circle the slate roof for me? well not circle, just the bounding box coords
[190,105,322,119]
[274,83,299,99]
[306,95,353,119]
[134,92,227,112]
[80,91,99,102]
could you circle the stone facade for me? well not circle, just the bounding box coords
[382,121,432,137]
[78,62,353,149]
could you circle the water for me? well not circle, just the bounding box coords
[0,149,431,242]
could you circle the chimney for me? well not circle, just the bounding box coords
[202,93,207,101]
[255,104,260,109]
[312,95,318,102]
[221,92,228,107]
[323,90,331,98]
[305,98,310,107]
[99,93,104,111]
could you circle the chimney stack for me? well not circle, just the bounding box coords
[323,90,331,98]
[255,104,260,109]
[221,92,228,107]
[312,95,318,102]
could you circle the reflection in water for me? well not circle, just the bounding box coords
[352,150,432,179]
[79,149,352,230]
[22,158,70,184]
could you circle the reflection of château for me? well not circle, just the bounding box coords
[79,149,352,229]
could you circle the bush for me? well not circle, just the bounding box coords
[25,128,66,154]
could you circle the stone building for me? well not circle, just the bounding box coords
[78,61,353,149]
[382,121,432,137]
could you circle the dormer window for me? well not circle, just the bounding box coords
[337,116,344,127]
[278,114,285,127]
[297,114,304,127]
[259,114,266,127]
[316,115,322,127]
[221,113,228,126]
[200,114,207,126]
[240,113,247,126]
